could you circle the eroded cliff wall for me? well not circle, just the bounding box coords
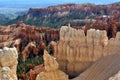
[54,26,120,78]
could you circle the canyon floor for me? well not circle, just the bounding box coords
[0,22,120,80]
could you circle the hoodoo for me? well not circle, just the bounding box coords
[36,50,68,80]
[0,47,18,80]
[54,26,120,78]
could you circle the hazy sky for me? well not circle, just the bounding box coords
[0,0,119,8]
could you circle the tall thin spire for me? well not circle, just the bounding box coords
[68,23,71,27]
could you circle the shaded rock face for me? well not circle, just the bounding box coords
[0,26,20,47]
[0,47,18,80]
[54,26,120,78]
[36,50,68,80]
[15,25,59,46]
[14,25,59,59]
[21,42,39,61]
[0,22,59,49]
[45,29,60,45]
[30,64,45,80]
[48,41,57,55]
[84,22,120,38]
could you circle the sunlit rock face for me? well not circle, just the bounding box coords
[54,26,120,78]
[109,71,120,80]
[21,42,39,61]
[36,50,68,80]
[0,47,18,80]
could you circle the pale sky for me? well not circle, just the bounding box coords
[0,0,119,8]
[0,0,119,4]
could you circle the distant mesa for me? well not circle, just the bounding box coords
[5,2,120,28]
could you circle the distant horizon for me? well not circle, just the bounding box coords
[0,0,119,8]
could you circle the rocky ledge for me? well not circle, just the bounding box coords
[36,50,68,80]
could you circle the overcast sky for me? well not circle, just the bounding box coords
[0,0,119,8]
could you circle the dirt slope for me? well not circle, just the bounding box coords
[72,53,120,80]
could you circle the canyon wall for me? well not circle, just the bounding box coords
[36,50,68,80]
[0,47,18,80]
[54,26,120,78]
